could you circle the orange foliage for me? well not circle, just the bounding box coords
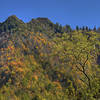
[53,81,62,89]
[33,75,38,80]
[16,67,24,72]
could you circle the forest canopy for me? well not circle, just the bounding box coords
[0,15,99,100]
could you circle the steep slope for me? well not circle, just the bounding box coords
[0,15,27,33]
[0,16,99,100]
[0,16,69,37]
[27,17,56,36]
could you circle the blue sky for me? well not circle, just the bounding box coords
[0,0,100,28]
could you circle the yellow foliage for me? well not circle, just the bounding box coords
[7,57,11,60]
[33,75,38,80]
[53,81,62,89]
[16,68,24,72]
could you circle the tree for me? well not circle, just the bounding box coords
[82,26,85,31]
[52,32,98,92]
[86,26,89,31]
[64,25,72,33]
[76,25,79,31]
[89,28,92,31]
[55,22,60,33]
[93,26,96,31]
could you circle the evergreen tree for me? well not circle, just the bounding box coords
[76,25,79,31]
[64,25,72,33]
[55,22,60,33]
[82,26,85,31]
[86,26,89,31]
[89,28,92,31]
[93,26,96,31]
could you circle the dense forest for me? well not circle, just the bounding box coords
[0,15,100,100]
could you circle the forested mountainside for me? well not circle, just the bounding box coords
[0,15,100,100]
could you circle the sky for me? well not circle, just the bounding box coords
[0,0,100,29]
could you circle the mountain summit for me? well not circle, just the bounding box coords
[0,15,99,100]
[0,15,26,33]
